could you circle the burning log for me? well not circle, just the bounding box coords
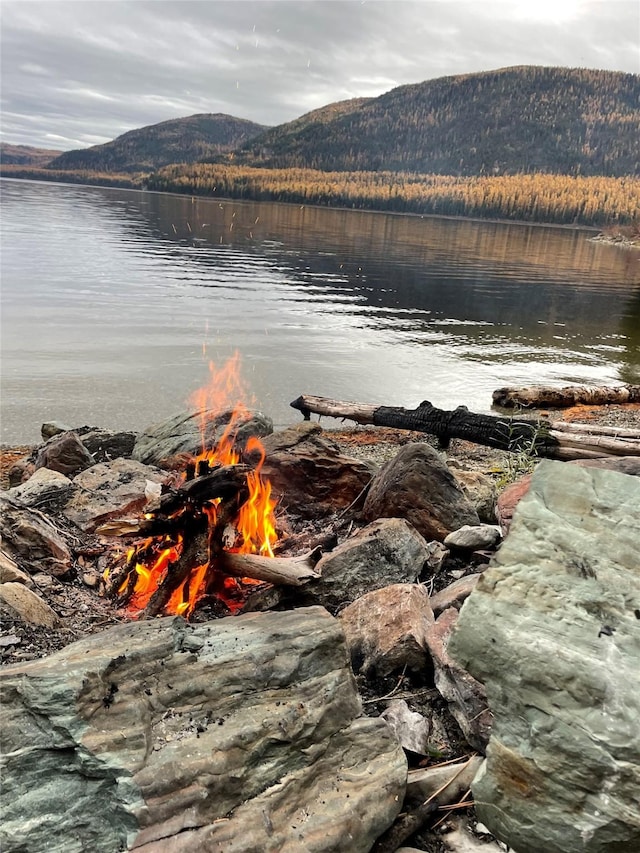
[493,383,640,408]
[290,394,640,461]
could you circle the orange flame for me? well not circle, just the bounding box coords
[123,353,277,618]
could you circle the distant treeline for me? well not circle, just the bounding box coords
[0,165,141,189]
[145,164,640,227]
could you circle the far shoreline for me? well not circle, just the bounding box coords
[0,174,605,234]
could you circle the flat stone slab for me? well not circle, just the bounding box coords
[450,460,640,853]
[63,458,169,532]
[0,607,406,853]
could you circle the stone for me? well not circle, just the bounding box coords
[0,607,407,853]
[381,699,433,755]
[0,496,72,576]
[41,420,73,439]
[451,469,498,523]
[363,443,480,541]
[7,467,74,510]
[444,524,501,551]
[63,458,169,532]
[76,427,137,462]
[572,455,640,476]
[339,583,434,677]
[310,518,431,611]
[424,608,492,752]
[429,574,480,616]
[0,550,33,586]
[35,431,94,477]
[449,460,640,853]
[132,408,272,466]
[8,457,36,487]
[0,582,59,627]
[260,421,375,518]
[495,472,533,533]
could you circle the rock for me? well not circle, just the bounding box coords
[406,756,484,807]
[63,458,169,532]
[35,431,94,477]
[260,422,375,518]
[41,420,73,439]
[0,496,72,576]
[430,574,480,616]
[444,524,501,551]
[0,550,33,586]
[449,460,640,853]
[310,518,431,611]
[425,608,492,752]
[0,607,407,853]
[76,427,137,462]
[7,467,74,510]
[132,408,272,466]
[363,443,480,541]
[8,457,36,487]
[424,540,450,574]
[572,455,640,476]
[381,699,434,755]
[0,582,59,627]
[451,469,498,523]
[495,472,533,533]
[339,583,434,676]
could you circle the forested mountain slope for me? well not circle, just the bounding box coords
[47,114,269,173]
[227,67,640,176]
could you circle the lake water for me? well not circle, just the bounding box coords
[2,178,639,444]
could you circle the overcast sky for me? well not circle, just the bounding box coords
[1,0,638,151]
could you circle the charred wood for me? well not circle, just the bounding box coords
[290,395,640,460]
[291,394,558,456]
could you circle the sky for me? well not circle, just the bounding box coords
[1,0,638,152]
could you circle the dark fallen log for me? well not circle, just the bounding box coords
[291,394,558,456]
[290,395,640,460]
[493,384,640,409]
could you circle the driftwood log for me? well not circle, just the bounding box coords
[493,384,640,408]
[290,395,640,461]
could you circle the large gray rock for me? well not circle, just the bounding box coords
[0,607,407,853]
[260,422,375,519]
[363,443,480,541]
[0,495,72,576]
[450,460,640,853]
[310,517,431,611]
[63,458,169,532]
[132,408,273,466]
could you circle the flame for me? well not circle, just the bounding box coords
[120,353,277,618]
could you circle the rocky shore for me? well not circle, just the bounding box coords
[1,402,639,853]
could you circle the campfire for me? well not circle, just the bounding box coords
[104,355,319,619]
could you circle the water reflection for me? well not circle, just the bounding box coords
[1,179,639,443]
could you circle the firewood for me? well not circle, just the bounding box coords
[290,394,640,460]
[218,547,322,587]
[493,383,640,408]
[291,394,557,454]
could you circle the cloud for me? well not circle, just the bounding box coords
[1,0,638,150]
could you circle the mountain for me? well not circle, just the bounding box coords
[226,67,640,177]
[1,144,63,166]
[47,114,269,173]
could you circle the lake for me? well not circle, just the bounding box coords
[1,178,639,444]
